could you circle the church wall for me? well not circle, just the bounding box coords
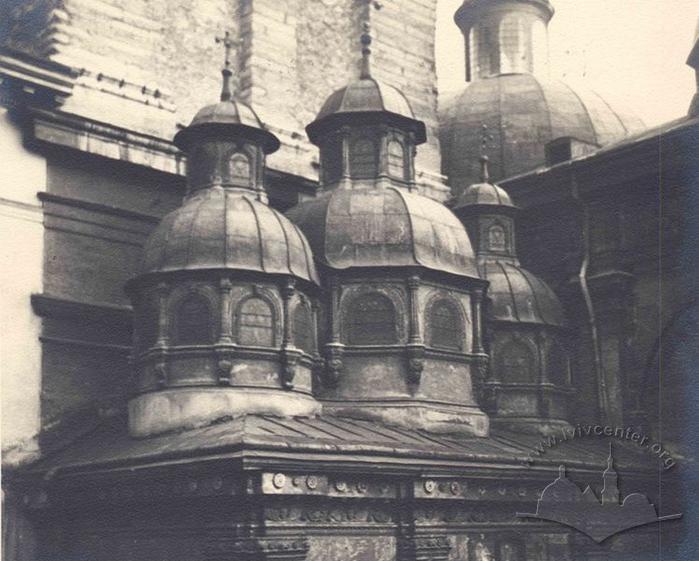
[4,0,448,199]
[32,149,184,436]
[0,110,45,466]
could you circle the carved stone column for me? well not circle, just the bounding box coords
[324,275,344,387]
[341,126,351,184]
[471,288,484,354]
[216,277,235,385]
[153,281,170,388]
[406,275,425,386]
[280,278,299,390]
[396,536,451,561]
[204,537,309,561]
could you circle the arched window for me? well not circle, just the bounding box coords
[387,139,406,179]
[349,137,378,179]
[347,292,397,345]
[228,152,252,187]
[237,297,274,347]
[174,294,213,345]
[499,340,535,383]
[488,224,507,252]
[547,341,569,386]
[292,301,315,354]
[429,300,462,350]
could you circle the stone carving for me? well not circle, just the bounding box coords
[281,348,302,389]
[204,536,309,561]
[324,342,344,387]
[406,344,425,386]
[397,535,451,561]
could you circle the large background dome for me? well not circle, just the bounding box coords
[440,74,646,189]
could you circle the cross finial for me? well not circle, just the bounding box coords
[359,1,382,79]
[479,124,493,182]
[215,31,239,101]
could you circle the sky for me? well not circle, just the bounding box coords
[436,0,698,127]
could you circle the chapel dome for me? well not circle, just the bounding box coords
[286,185,479,279]
[479,260,565,327]
[307,77,427,144]
[440,74,645,187]
[140,187,319,285]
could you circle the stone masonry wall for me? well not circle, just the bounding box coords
[3,0,448,199]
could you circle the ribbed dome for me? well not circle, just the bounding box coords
[440,74,645,187]
[174,99,280,153]
[286,186,479,278]
[140,188,319,285]
[479,261,565,326]
[306,77,426,144]
[454,181,517,210]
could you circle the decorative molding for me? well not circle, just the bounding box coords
[38,192,161,224]
[31,293,132,328]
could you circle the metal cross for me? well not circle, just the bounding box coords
[215,31,238,70]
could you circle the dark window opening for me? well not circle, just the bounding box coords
[292,302,315,353]
[349,137,378,179]
[430,300,462,350]
[499,341,535,383]
[347,293,397,345]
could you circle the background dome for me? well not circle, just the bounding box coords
[440,74,645,188]
[287,186,479,279]
[140,188,319,285]
[480,261,565,326]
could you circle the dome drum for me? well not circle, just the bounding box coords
[128,275,321,437]
[482,327,574,434]
[314,275,490,436]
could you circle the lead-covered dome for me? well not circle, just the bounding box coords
[440,74,645,187]
[479,261,565,327]
[141,187,319,285]
[287,185,479,278]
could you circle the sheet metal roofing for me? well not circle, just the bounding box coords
[286,186,480,279]
[140,188,319,285]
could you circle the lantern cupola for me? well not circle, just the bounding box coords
[453,147,572,434]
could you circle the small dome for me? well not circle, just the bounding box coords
[454,181,517,210]
[140,188,319,285]
[306,77,427,144]
[440,74,645,186]
[174,99,280,154]
[286,186,479,279]
[480,261,565,326]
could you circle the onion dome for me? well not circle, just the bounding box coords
[286,184,479,278]
[453,154,517,212]
[141,188,319,284]
[479,261,565,327]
